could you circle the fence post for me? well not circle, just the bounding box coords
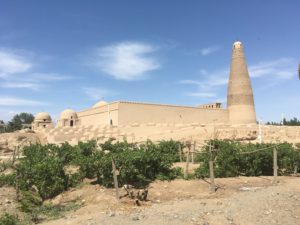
[294,165,298,174]
[209,142,215,192]
[179,144,182,162]
[192,141,195,164]
[184,146,190,179]
[273,147,278,181]
[111,157,120,201]
[15,168,20,202]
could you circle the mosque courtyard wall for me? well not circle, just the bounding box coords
[117,101,229,125]
[77,102,119,126]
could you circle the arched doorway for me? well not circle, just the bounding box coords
[70,120,74,127]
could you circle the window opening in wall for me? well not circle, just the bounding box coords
[110,119,113,126]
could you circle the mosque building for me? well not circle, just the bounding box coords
[32,41,258,144]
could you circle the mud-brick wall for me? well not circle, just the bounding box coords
[118,101,229,125]
[77,102,119,126]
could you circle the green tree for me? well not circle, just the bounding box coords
[0,120,5,133]
[266,117,300,126]
[5,113,34,132]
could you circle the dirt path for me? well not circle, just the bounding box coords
[36,176,300,225]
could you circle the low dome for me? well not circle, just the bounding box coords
[233,41,243,49]
[34,112,51,122]
[60,109,78,120]
[92,101,108,108]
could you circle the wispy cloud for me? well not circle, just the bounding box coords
[0,49,33,77]
[0,73,71,91]
[249,58,296,79]
[83,87,115,100]
[0,96,47,106]
[179,68,228,90]
[179,57,297,100]
[0,48,72,91]
[0,82,41,91]
[90,42,160,81]
[186,92,217,98]
[28,73,72,81]
[201,45,220,56]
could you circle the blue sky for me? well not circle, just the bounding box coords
[0,0,299,123]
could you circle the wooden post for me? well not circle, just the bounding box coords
[179,144,182,162]
[111,157,119,200]
[192,141,196,164]
[184,147,190,179]
[12,146,17,165]
[15,168,20,202]
[209,142,215,192]
[273,147,278,181]
[294,165,298,174]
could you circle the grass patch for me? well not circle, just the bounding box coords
[30,201,82,223]
[0,213,19,225]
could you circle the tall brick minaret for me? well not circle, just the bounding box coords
[227,41,256,124]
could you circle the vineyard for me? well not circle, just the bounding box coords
[0,139,300,224]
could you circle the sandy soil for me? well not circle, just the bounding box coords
[1,176,297,225]
[1,176,299,225]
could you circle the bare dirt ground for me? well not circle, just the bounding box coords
[2,176,299,225]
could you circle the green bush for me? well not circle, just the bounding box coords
[0,174,15,187]
[195,140,300,178]
[19,191,43,213]
[0,213,19,225]
[157,140,182,162]
[94,140,180,187]
[14,139,181,201]
[18,144,69,200]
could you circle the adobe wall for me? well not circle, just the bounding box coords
[77,102,119,126]
[118,101,229,126]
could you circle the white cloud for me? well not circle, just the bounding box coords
[186,92,217,98]
[28,73,72,81]
[179,58,297,95]
[91,42,160,80]
[179,69,228,91]
[249,58,296,79]
[0,82,41,91]
[0,48,72,90]
[0,73,71,91]
[0,96,46,106]
[83,87,114,100]
[201,45,220,56]
[0,50,32,77]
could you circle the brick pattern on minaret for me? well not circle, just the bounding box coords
[227,41,257,124]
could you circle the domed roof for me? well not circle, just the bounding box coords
[92,101,108,108]
[34,112,52,122]
[60,109,78,120]
[233,41,243,49]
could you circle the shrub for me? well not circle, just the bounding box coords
[14,139,181,200]
[94,140,180,187]
[157,140,182,162]
[18,144,69,200]
[0,213,19,225]
[0,174,15,187]
[19,191,43,213]
[195,140,300,178]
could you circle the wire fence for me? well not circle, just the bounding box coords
[180,141,298,192]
